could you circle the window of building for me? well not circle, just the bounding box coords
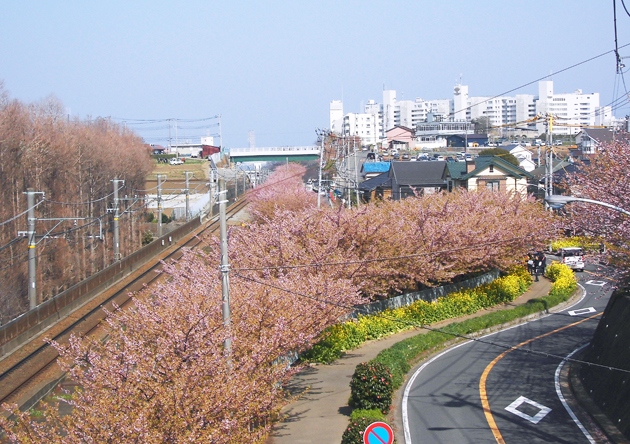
[486,180,500,191]
[489,165,494,173]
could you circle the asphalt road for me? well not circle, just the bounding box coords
[402,261,614,444]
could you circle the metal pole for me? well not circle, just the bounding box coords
[209,169,214,218]
[317,130,325,208]
[113,179,122,261]
[234,169,238,199]
[157,174,164,237]
[218,177,231,359]
[27,189,37,309]
[354,141,360,208]
[185,171,191,222]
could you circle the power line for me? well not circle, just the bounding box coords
[0,199,45,227]
[43,184,125,206]
[232,235,536,273]
[232,271,630,375]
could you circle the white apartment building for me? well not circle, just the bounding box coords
[342,113,378,146]
[330,100,344,134]
[330,80,609,141]
[535,80,600,135]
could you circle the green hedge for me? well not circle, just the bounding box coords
[303,267,532,364]
[551,236,602,252]
[349,362,393,413]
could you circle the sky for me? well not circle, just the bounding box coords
[1,1,630,148]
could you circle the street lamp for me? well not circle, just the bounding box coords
[544,195,630,216]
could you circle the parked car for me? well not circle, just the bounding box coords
[169,157,184,165]
[410,156,417,161]
[393,153,400,160]
[402,153,410,160]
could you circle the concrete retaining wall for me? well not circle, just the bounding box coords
[579,291,630,440]
[351,269,500,317]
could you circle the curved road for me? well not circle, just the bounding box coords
[402,261,614,444]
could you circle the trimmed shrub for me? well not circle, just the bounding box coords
[303,267,532,364]
[349,362,393,413]
[350,409,386,422]
[552,236,602,252]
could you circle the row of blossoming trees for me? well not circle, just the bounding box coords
[0,83,152,321]
[0,163,554,442]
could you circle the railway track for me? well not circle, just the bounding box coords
[0,198,249,411]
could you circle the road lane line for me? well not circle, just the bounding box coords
[554,343,596,444]
[479,312,602,443]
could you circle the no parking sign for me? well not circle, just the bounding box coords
[363,421,394,444]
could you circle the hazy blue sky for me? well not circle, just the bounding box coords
[1,1,629,148]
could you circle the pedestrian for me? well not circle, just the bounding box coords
[534,253,544,282]
[527,253,535,275]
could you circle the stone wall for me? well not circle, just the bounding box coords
[579,291,630,439]
[351,269,500,318]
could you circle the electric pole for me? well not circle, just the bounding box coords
[112,179,123,261]
[185,171,192,222]
[157,174,165,237]
[218,177,231,360]
[27,189,37,309]
[317,129,326,208]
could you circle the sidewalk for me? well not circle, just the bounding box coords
[267,278,555,444]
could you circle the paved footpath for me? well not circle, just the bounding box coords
[267,278,555,444]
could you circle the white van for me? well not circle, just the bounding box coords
[558,247,585,271]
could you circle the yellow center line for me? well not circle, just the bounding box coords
[479,312,602,443]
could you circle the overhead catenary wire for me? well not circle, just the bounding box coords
[43,184,125,206]
[0,199,45,227]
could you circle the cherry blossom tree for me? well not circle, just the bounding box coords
[0,248,361,443]
[560,135,630,279]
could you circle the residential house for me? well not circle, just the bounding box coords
[360,161,391,180]
[575,128,614,155]
[446,156,533,196]
[386,126,416,150]
[359,160,448,201]
[446,134,489,148]
[508,145,536,172]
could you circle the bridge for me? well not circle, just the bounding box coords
[229,146,320,162]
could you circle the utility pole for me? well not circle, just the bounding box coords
[354,140,360,208]
[208,169,215,218]
[218,177,231,360]
[317,129,326,208]
[112,179,124,261]
[157,174,165,237]
[185,171,192,222]
[26,189,37,309]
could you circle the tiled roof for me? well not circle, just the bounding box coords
[389,161,447,186]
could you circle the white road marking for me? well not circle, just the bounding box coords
[554,343,596,443]
[505,396,551,424]
[585,280,606,286]
[568,307,597,316]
